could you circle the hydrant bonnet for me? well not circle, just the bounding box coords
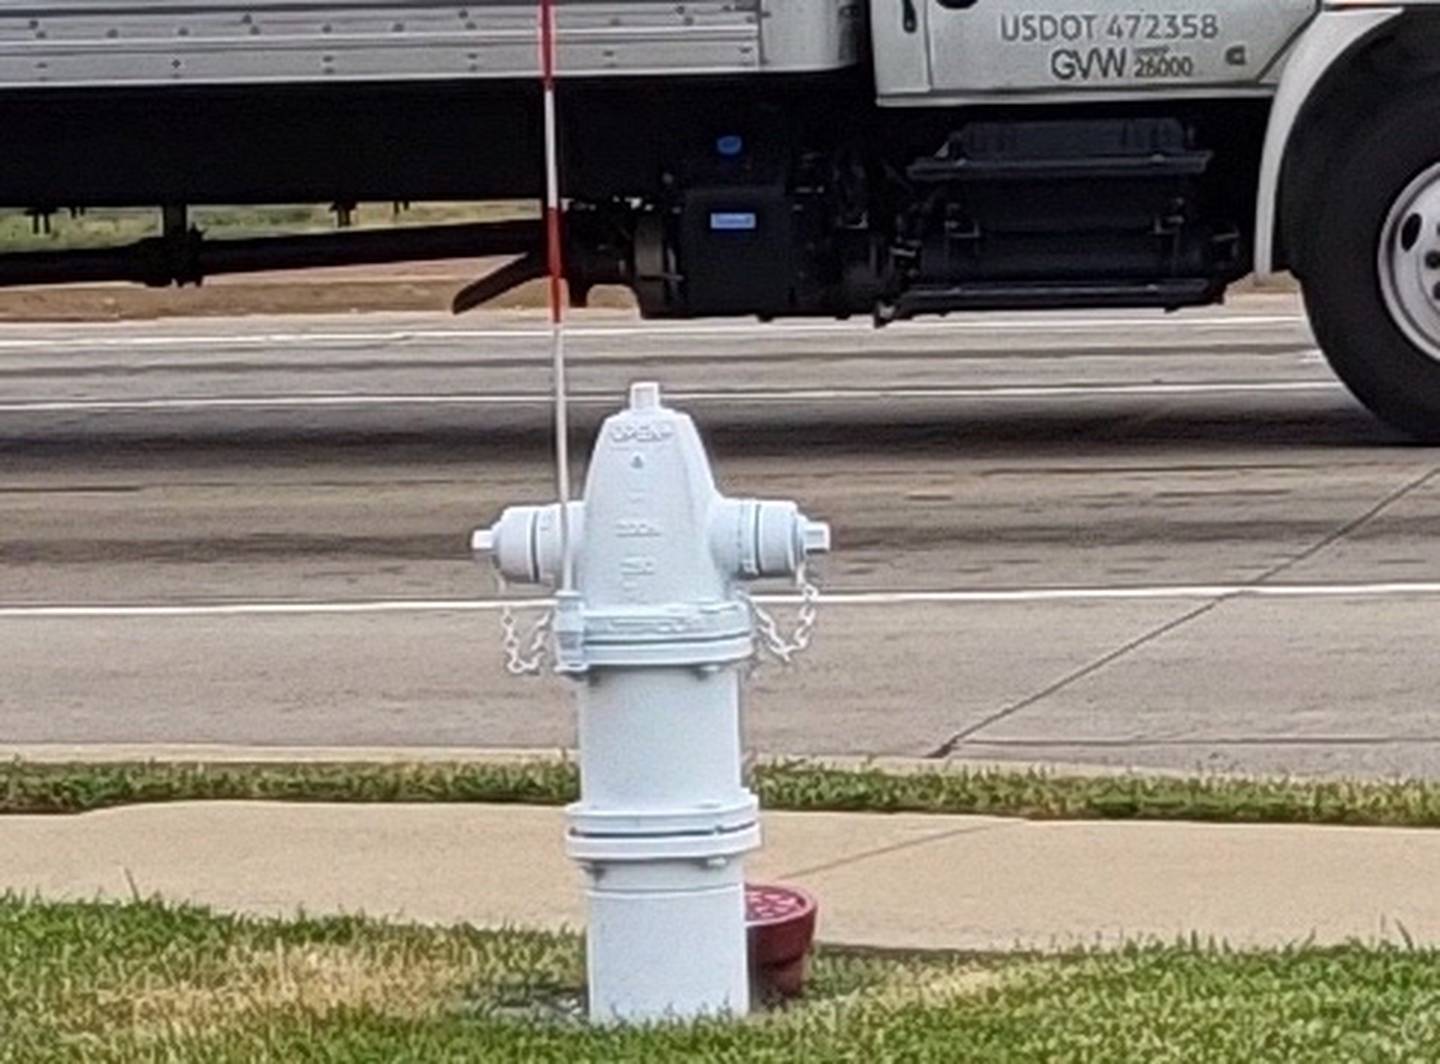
[472,382,829,671]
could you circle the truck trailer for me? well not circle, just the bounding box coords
[0,1,1438,437]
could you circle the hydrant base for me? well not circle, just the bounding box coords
[583,859,750,1023]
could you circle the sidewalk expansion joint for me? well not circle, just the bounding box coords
[778,819,1023,881]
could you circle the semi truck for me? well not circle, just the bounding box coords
[1,1,1438,437]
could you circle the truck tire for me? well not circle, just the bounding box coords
[1299,84,1440,441]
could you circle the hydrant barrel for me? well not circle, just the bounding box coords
[569,661,759,1023]
[576,669,746,812]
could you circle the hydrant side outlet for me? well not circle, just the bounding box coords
[471,381,829,1024]
[476,502,585,588]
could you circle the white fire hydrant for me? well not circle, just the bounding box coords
[471,381,829,1023]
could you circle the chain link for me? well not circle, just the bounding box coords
[744,565,821,666]
[495,570,554,676]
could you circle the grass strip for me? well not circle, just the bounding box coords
[7,757,1440,828]
[4,895,1439,1062]
[0,202,535,252]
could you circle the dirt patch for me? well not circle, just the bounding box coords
[0,261,1293,323]
[0,258,638,322]
[1230,272,1300,295]
[105,940,472,1040]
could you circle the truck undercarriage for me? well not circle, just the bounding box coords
[0,76,1268,322]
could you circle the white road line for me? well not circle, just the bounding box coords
[5,580,1440,618]
[0,380,1340,415]
[817,582,1440,604]
[0,314,1308,351]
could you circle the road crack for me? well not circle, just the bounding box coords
[926,464,1440,759]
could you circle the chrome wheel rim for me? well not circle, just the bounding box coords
[1378,161,1440,365]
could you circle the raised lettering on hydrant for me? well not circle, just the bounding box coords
[471,381,829,1023]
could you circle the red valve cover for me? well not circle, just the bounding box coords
[746,883,818,999]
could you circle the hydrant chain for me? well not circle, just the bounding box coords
[495,571,554,676]
[744,567,821,666]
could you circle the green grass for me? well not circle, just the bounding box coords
[10,757,1440,829]
[0,202,536,252]
[4,895,1440,1062]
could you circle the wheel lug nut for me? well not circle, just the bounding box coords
[1426,251,1440,269]
[1432,282,1440,300]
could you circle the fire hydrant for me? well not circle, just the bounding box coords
[471,381,829,1023]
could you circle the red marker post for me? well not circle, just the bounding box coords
[538,0,573,590]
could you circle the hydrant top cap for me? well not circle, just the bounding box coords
[629,381,663,411]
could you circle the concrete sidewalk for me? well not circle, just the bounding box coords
[5,802,1440,951]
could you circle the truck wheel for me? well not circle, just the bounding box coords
[1300,85,1440,441]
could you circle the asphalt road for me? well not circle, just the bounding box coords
[4,292,1439,777]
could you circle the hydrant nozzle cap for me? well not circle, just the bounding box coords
[470,527,496,555]
[801,519,832,556]
[629,381,662,411]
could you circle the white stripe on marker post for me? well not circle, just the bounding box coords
[538,0,574,591]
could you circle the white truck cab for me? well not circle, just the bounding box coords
[2,0,1440,437]
[875,0,1318,99]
